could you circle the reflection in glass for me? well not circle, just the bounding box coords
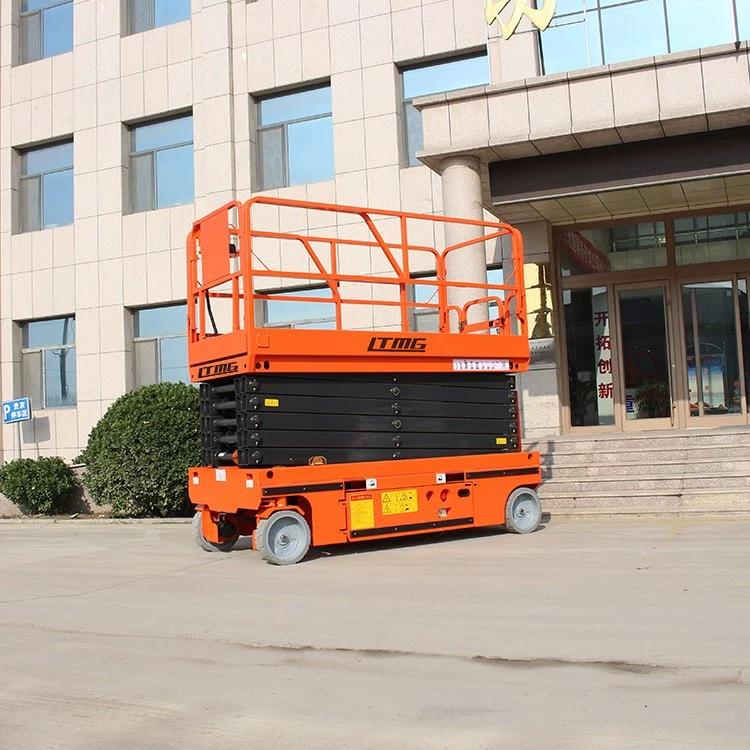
[288,116,335,186]
[136,305,187,338]
[666,0,735,53]
[154,0,190,28]
[263,287,336,328]
[44,348,77,408]
[156,144,195,209]
[564,286,615,427]
[43,169,74,228]
[43,2,73,58]
[682,281,741,417]
[619,287,671,421]
[22,317,76,409]
[675,212,750,265]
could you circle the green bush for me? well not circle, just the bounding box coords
[79,382,200,517]
[0,456,76,515]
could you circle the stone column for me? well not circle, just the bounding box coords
[440,155,488,330]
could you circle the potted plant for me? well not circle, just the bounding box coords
[633,381,671,418]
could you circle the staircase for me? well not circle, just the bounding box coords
[528,427,750,515]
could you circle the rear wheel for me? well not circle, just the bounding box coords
[255,510,311,565]
[192,511,238,552]
[504,487,542,534]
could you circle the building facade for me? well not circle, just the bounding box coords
[0,0,749,462]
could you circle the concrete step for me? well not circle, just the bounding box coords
[540,445,748,467]
[541,473,750,494]
[543,457,750,478]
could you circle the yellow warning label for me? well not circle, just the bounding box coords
[350,499,375,530]
[381,489,418,516]
[264,398,279,407]
[496,437,508,445]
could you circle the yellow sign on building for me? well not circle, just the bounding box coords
[485,0,558,40]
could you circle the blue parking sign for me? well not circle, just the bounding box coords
[2,397,32,424]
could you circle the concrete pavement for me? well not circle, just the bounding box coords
[0,517,749,748]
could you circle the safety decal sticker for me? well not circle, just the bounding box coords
[381,489,418,515]
[264,398,280,407]
[350,498,375,530]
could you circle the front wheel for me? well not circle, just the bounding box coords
[504,487,542,534]
[192,511,238,552]
[255,510,311,565]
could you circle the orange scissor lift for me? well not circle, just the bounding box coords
[188,197,542,564]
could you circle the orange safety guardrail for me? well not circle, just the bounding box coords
[187,197,529,378]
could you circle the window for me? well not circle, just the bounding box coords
[129,0,190,34]
[129,114,194,213]
[20,0,73,64]
[133,305,189,387]
[410,267,503,332]
[257,84,334,190]
[675,212,750,266]
[21,317,76,409]
[541,0,744,75]
[19,141,73,232]
[401,53,489,167]
[258,286,336,329]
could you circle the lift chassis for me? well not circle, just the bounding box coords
[187,197,543,564]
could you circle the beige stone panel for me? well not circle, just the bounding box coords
[301,0,329,31]
[74,0,96,46]
[365,113,400,169]
[366,164,400,211]
[11,272,32,319]
[362,64,398,119]
[76,400,102,451]
[11,234,32,275]
[74,216,98,264]
[168,61,193,111]
[328,0,359,26]
[202,2,231,53]
[146,250,172,303]
[232,48,249,93]
[528,82,571,140]
[74,308,100,356]
[202,95,232,147]
[276,184,308,233]
[360,14,393,69]
[611,65,660,127]
[495,25,539,83]
[657,59,705,121]
[31,57,52,99]
[121,34,144,78]
[702,51,750,114]
[335,169,369,214]
[11,63,32,105]
[143,26,168,70]
[74,172,98,221]
[75,261,100,309]
[423,0,456,57]
[332,70,364,123]
[660,114,708,137]
[202,49,231,98]
[453,0,487,49]
[32,268,54,318]
[616,122,664,142]
[53,264,75,316]
[144,67,168,116]
[203,142,233,196]
[11,100,31,146]
[30,96,53,142]
[231,2,247,47]
[122,212,146,256]
[99,259,123,306]
[333,120,366,173]
[97,79,122,127]
[170,247,187,300]
[302,28,331,81]
[52,90,75,136]
[1,67,11,109]
[430,169,443,213]
[392,7,424,62]
[145,209,171,253]
[248,41,275,91]
[399,164,432,215]
[574,128,622,149]
[74,84,97,132]
[330,21,361,74]
[448,97,489,150]
[487,88,530,145]
[170,204,195,251]
[98,213,123,260]
[234,139,252,193]
[533,133,579,154]
[31,229,53,271]
[52,53,74,93]
[97,0,121,38]
[76,353,102,402]
[361,0,391,15]
[97,123,124,172]
[99,305,128,353]
[1,273,12,320]
[123,254,147,304]
[74,128,97,175]
[100,352,129,401]
[97,37,121,83]
[247,0,274,44]
[568,76,614,133]
[53,225,74,268]
[167,20,192,65]
[24,410,57,455]
[421,102,451,154]
[519,365,562,438]
[272,0,300,36]
[74,41,97,89]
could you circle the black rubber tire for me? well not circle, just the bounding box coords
[255,510,311,565]
[504,487,542,534]
[191,511,238,553]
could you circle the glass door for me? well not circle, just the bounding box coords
[680,279,746,423]
[615,284,675,430]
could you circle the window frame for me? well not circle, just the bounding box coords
[132,304,189,386]
[128,114,194,214]
[400,51,490,168]
[256,83,334,191]
[19,140,74,233]
[127,0,191,35]
[21,316,77,410]
[19,0,73,64]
